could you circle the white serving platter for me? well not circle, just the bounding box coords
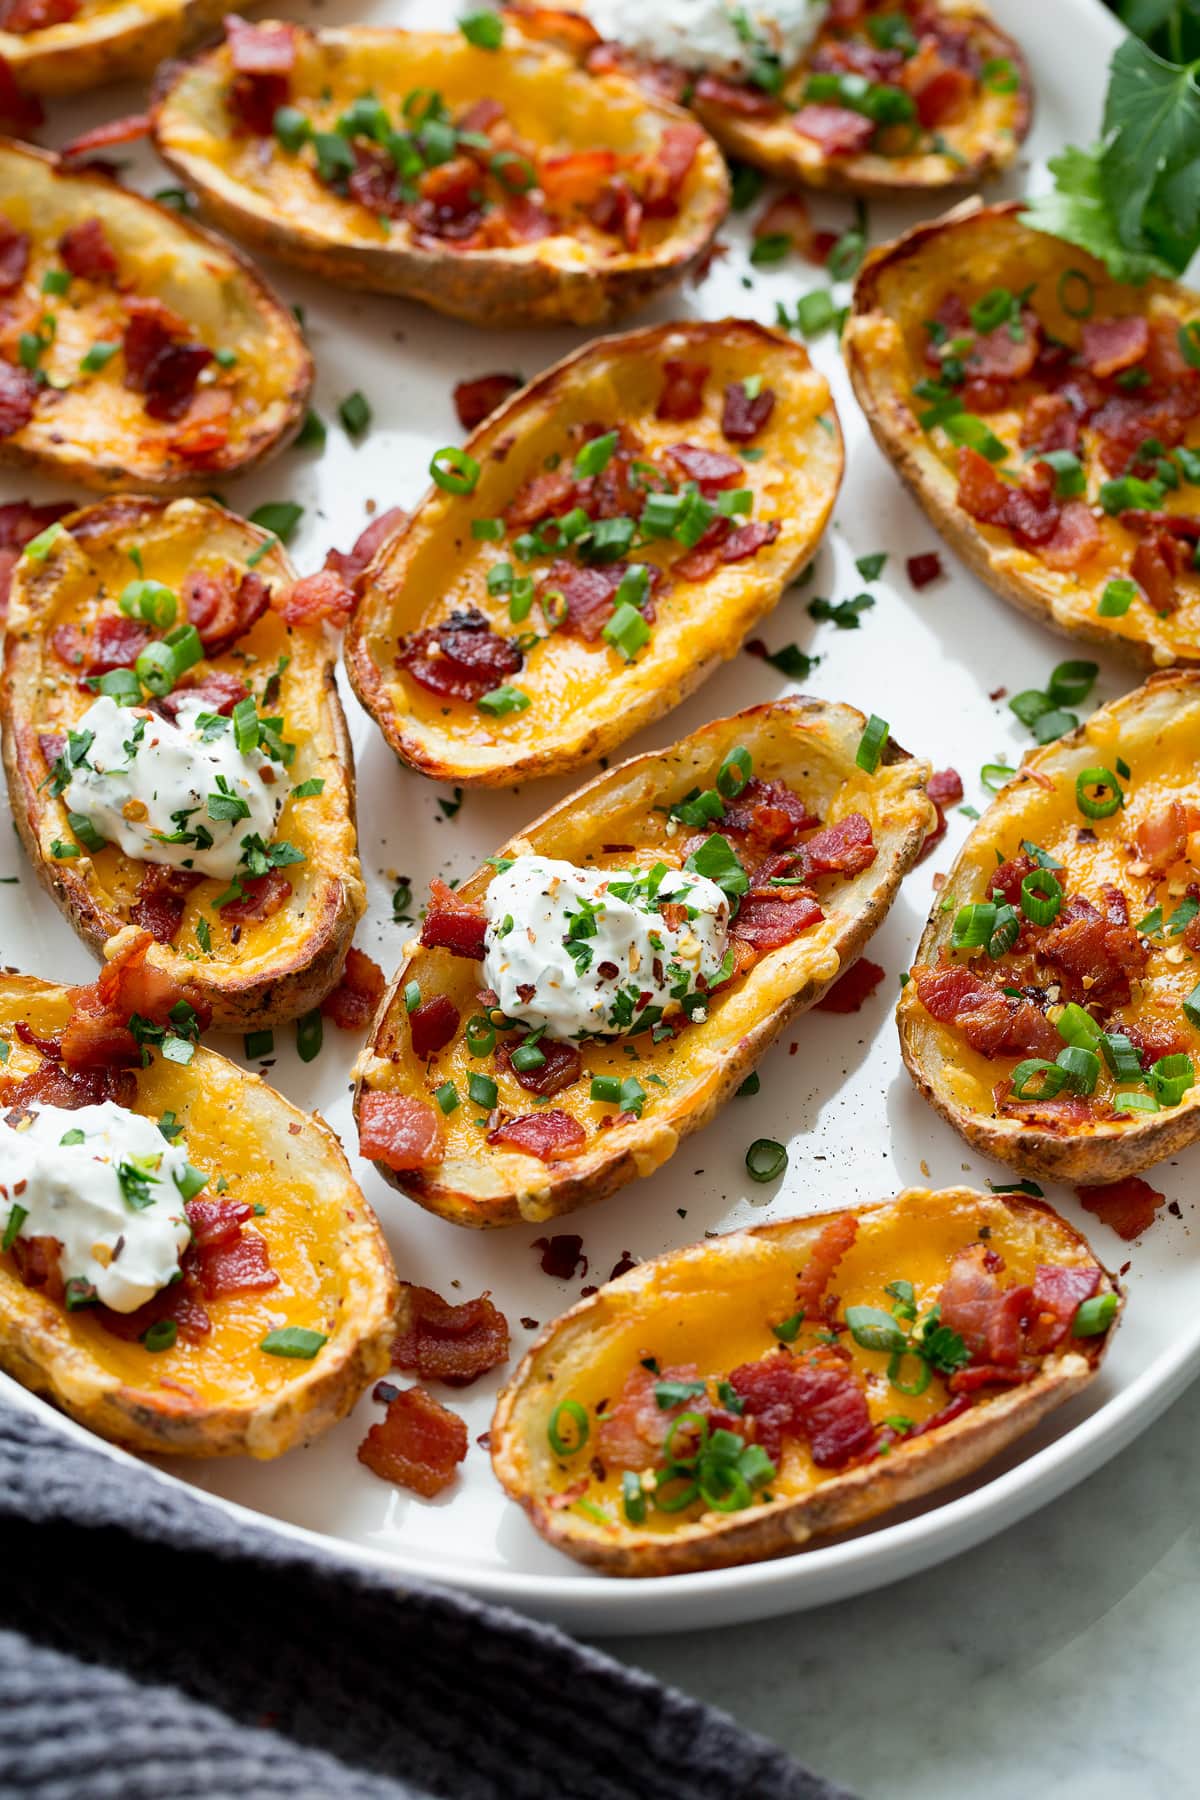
[5,0,1193,1638]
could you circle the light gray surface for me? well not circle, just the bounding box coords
[613,1377,1200,1798]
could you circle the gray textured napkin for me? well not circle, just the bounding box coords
[0,1399,852,1800]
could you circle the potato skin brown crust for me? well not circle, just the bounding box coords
[354,696,934,1229]
[899,670,1200,1182]
[150,23,730,329]
[0,974,398,1460]
[346,318,843,788]
[845,200,1200,669]
[1,497,366,1031]
[0,0,251,95]
[0,138,311,494]
[491,1187,1117,1576]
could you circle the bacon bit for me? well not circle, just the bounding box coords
[947,1363,1035,1395]
[732,886,823,954]
[323,506,408,588]
[721,381,776,444]
[753,191,811,259]
[539,560,655,641]
[908,56,974,129]
[420,880,487,960]
[226,13,296,73]
[1019,392,1079,455]
[2,1058,135,1119]
[722,519,780,563]
[122,298,212,424]
[392,1282,510,1387]
[913,962,1061,1061]
[595,1361,696,1470]
[539,147,618,206]
[9,1235,65,1303]
[802,812,877,878]
[490,1109,587,1161]
[0,362,38,439]
[398,606,522,702]
[994,1081,1097,1130]
[1120,1016,1193,1067]
[792,103,876,155]
[1081,315,1150,379]
[0,55,41,134]
[168,387,233,463]
[584,39,687,104]
[360,1091,445,1171]
[194,1224,278,1300]
[158,670,249,720]
[667,441,743,493]
[917,766,965,863]
[130,865,203,946]
[0,0,78,31]
[182,565,269,656]
[1077,1177,1166,1242]
[409,995,460,1058]
[59,113,150,162]
[1040,500,1101,573]
[693,72,780,117]
[0,500,72,623]
[1131,530,1184,615]
[273,569,353,631]
[655,359,709,423]
[938,1244,1030,1366]
[321,947,385,1031]
[721,777,819,850]
[0,218,28,295]
[642,120,704,216]
[504,466,575,529]
[60,930,209,1071]
[795,1214,857,1316]
[971,311,1040,383]
[816,957,886,1014]
[452,373,522,432]
[358,1385,468,1497]
[1041,892,1147,1010]
[731,1348,874,1468]
[96,1283,210,1344]
[217,869,292,924]
[52,611,148,677]
[186,1196,253,1249]
[15,1020,61,1059]
[1025,1264,1101,1354]
[907,551,944,588]
[497,1033,582,1097]
[58,218,118,283]
[532,1232,587,1279]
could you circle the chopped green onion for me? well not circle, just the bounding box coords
[468,1072,498,1109]
[574,430,618,478]
[1150,1052,1195,1107]
[855,713,888,773]
[1010,1058,1067,1100]
[1099,578,1138,618]
[548,1398,589,1456]
[1056,1002,1101,1051]
[141,1319,178,1352]
[716,745,752,799]
[1047,660,1098,707]
[261,1326,327,1358]
[459,8,503,47]
[430,446,480,494]
[296,1009,323,1063]
[434,1080,460,1115]
[1056,1044,1100,1095]
[244,1028,274,1060]
[273,104,312,152]
[1112,1090,1160,1115]
[745,1137,787,1182]
[1073,1293,1117,1336]
[339,390,371,438]
[1021,867,1062,926]
[1075,767,1124,820]
[249,501,303,544]
[602,602,651,661]
[80,341,119,373]
[1057,268,1094,319]
[465,1015,495,1057]
[477,684,530,717]
[980,763,1015,792]
[404,980,421,1013]
[622,1469,647,1523]
[951,902,996,950]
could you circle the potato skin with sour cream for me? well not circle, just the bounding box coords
[354,696,933,1228]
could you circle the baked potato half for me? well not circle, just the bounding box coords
[150,17,729,329]
[1,496,366,1031]
[491,1185,1118,1576]
[0,138,310,494]
[346,319,842,787]
[0,0,249,97]
[0,968,397,1459]
[354,696,934,1228]
[510,0,1031,195]
[900,671,1200,1182]
[846,201,1200,668]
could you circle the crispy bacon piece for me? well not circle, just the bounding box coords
[907,53,974,128]
[801,812,876,879]
[0,361,38,439]
[360,1092,444,1171]
[918,766,965,861]
[392,1283,510,1388]
[937,1244,1030,1366]
[323,506,407,588]
[52,611,149,675]
[994,1081,1097,1130]
[186,1196,252,1249]
[452,373,522,432]
[732,882,823,954]
[1040,500,1101,573]
[346,144,406,219]
[588,178,643,250]
[721,777,819,850]
[913,962,1060,1061]
[668,441,743,492]
[60,929,209,1071]
[642,121,704,215]
[274,569,353,630]
[398,606,522,702]
[1081,315,1149,379]
[721,381,775,443]
[182,565,269,656]
[0,499,72,623]
[504,466,575,530]
[488,1109,586,1161]
[690,70,776,115]
[907,551,943,588]
[0,217,28,295]
[321,948,385,1031]
[656,359,708,423]
[130,865,203,946]
[168,387,233,463]
[9,1235,65,1303]
[358,1386,468,1496]
[1076,1176,1165,1242]
[158,670,249,720]
[2,1058,135,1118]
[792,103,876,155]
[970,310,1040,381]
[990,851,1038,905]
[0,0,79,30]
[1135,799,1200,871]
[58,218,117,283]
[731,1348,874,1468]
[497,1034,582,1097]
[218,870,292,925]
[420,880,487,960]
[122,298,213,424]
[1131,529,1184,614]
[722,520,780,565]
[1024,1265,1101,1354]
[673,519,733,583]
[794,1214,857,1317]
[408,994,460,1058]
[595,1361,700,1471]
[1040,890,1147,1009]
[947,1363,1035,1395]
[59,113,149,162]
[815,957,886,1014]
[1019,392,1079,455]
[539,147,618,206]
[194,1223,278,1300]
[539,561,656,642]
[1119,1016,1193,1067]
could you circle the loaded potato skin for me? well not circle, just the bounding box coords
[846,201,1200,666]
[346,318,842,787]
[0,0,251,97]
[354,697,933,1228]
[900,672,1200,1182]
[1,497,365,1031]
[491,1187,1118,1575]
[150,18,730,328]
[0,138,310,493]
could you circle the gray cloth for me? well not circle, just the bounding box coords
[0,1401,851,1800]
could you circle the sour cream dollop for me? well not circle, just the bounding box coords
[482,853,731,1040]
[586,0,822,76]
[0,1101,197,1312]
[61,694,282,880]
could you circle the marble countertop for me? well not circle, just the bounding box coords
[611,1379,1200,1798]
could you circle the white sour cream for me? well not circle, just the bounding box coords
[0,1101,197,1313]
[587,0,823,75]
[62,694,282,881]
[482,853,731,1039]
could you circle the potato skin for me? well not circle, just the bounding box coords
[0,139,311,495]
[899,670,1200,1182]
[354,696,934,1228]
[491,1187,1118,1576]
[150,23,730,329]
[0,0,250,95]
[845,200,1200,669]
[346,318,843,787]
[1,497,366,1031]
[0,975,398,1459]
